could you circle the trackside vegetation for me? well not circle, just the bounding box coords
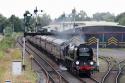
[0,33,37,82]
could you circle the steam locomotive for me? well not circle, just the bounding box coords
[26,35,97,76]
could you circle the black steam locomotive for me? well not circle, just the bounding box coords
[27,35,97,76]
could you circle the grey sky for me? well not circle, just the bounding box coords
[0,0,125,19]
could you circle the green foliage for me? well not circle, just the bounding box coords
[0,67,6,79]
[56,10,116,22]
[9,15,24,32]
[76,10,91,21]
[0,14,24,33]
[115,12,125,25]
[0,14,7,32]
[0,50,4,59]
[93,12,115,21]
[0,36,15,59]
[56,13,66,21]
[0,37,15,50]
[38,13,51,27]
[11,48,21,59]
[0,32,22,52]
[118,17,125,25]
[56,9,92,22]
[4,26,13,36]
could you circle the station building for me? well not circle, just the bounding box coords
[44,21,125,48]
[76,25,125,48]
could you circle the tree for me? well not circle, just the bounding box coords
[115,12,125,25]
[9,15,23,32]
[56,9,91,22]
[56,13,66,22]
[71,8,77,21]
[3,26,13,36]
[0,14,7,33]
[37,13,51,27]
[76,10,90,21]
[93,12,115,21]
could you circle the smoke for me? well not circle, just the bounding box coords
[52,29,86,46]
[80,33,85,43]
[49,24,86,46]
[70,34,85,46]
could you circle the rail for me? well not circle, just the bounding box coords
[17,37,69,83]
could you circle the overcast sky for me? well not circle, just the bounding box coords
[0,0,125,19]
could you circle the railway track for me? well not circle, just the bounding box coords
[100,56,125,83]
[99,56,113,83]
[79,76,99,83]
[79,56,111,83]
[25,40,90,83]
[17,36,125,83]
[17,37,69,83]
[115,61,125,83]
[27,42,69,83]
[17,37,104,83]
[25,38,103,83]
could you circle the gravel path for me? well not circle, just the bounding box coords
[94,48,125,61]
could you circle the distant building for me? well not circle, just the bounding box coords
[43,21,125,48]
[43,21,119,32]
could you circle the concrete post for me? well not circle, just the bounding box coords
[97,39,99,67]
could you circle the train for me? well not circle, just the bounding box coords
[26,35,98,76]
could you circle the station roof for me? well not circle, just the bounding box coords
[44,21,124,30]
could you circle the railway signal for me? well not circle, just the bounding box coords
[23,11,32,32]
[22,8,53,71]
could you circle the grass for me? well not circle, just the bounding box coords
[0,32,23,58]
[0,33,37,82]
[0,48,38,82]
[11,48,37,82]
[120,76,125,83]
[0,66,6,80]
[0,37,14,49]
[11,48,22,59]
[0,50,4,59]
